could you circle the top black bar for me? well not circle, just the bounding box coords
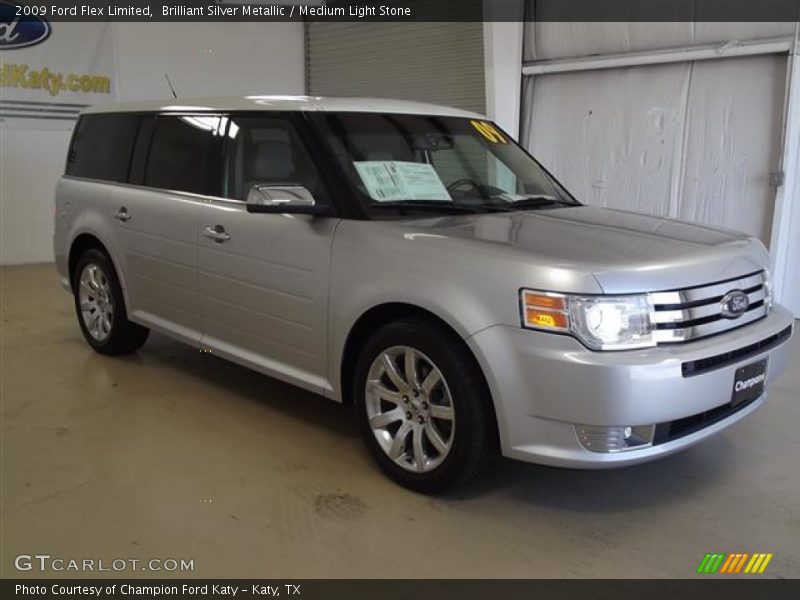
[6,0,800,22]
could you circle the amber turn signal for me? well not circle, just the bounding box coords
[526,308,569,329]
[521,290,570,332]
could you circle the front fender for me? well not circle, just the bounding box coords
[326,219,601,401]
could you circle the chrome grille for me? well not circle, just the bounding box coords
[649,271,770,344]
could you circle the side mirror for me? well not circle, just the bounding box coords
[245,184,328,215]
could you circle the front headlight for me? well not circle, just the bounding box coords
[521,290,655,350]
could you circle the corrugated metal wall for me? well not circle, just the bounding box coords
[306,22,486,114]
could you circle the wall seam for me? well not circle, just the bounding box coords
[671,61,695,220]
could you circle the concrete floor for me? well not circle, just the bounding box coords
[1,263,798,579]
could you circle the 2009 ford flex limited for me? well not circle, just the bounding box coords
[54,96,794,492]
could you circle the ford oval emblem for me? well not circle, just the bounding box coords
[0,1,51,50]
[720,290,750,319]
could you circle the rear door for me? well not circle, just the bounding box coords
[195,113,340,395]
[113,114,224,343]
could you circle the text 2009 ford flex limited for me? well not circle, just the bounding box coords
[54,96,794,492]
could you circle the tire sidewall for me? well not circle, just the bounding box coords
[354,319,491,492]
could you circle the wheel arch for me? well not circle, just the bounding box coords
[339,302,499,442]
[67,232,131,315]
[68,233,112,289]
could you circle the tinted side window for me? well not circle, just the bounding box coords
[66,114,139,182]
[144,116,222,195]
[222,116,324,202]
[128,116,156,185]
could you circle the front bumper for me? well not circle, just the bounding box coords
[467,304,794,468]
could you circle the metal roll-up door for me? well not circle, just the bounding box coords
[306,21,486,114]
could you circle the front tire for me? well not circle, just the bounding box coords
[354,318,495,493]
[73,248,149,355]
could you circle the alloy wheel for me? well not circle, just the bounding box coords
[78,263,114,342]
[365,345,455,473]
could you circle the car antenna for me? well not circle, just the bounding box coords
[164,73,178,99]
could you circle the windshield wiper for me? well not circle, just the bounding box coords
[370,201,485,214]
[495,196,577,211]
[369,197,577,216]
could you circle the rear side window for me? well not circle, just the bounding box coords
[144,115,222,196]
[65,114,139,182]
[128,116,156,185]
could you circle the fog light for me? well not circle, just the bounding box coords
[576,424,655,453]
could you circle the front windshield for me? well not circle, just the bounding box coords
[312,112,578,215]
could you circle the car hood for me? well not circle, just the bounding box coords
[389,205,769,293]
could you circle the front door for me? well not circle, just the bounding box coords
[196,114,339,394]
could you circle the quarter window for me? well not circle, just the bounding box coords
[66,114,139,182]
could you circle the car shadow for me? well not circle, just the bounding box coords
[438,434,739,512]
[107,332,738,510]
[109,331,360,440]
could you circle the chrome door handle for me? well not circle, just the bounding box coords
[203,225,230,243]
[115,207,131,222]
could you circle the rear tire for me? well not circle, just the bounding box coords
[73,248,149,355]
[353,318,495,493]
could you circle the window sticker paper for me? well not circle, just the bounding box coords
[354,161,452,202]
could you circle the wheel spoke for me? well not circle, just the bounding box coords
[102,315,112,334]
[429,403,454,420]
[404,348,419,388]
[389,422,411,459]
[87,265,101,290]
[381,353,407,391]
[412,427,426,468]
[424,422,448,454]
[79,280,94,298]
[367,380,403,405]
[420,368,441,396]
[90,313,102,338]
[369,408,404,430]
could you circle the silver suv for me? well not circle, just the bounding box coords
[54,96,794,492]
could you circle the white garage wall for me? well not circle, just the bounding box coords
[519,16,800,314]
[524,21,796,61]
[0,129,74,264]
[112,23,304,101]
[523,54,786,245]
[524,62,688,218]
[678,55,786,243]
[484,20,524,137]
[1,22,114,265]
[0,22,305,265]
[780,155,800,308]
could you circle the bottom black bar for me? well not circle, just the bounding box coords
[2,580,798,600]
